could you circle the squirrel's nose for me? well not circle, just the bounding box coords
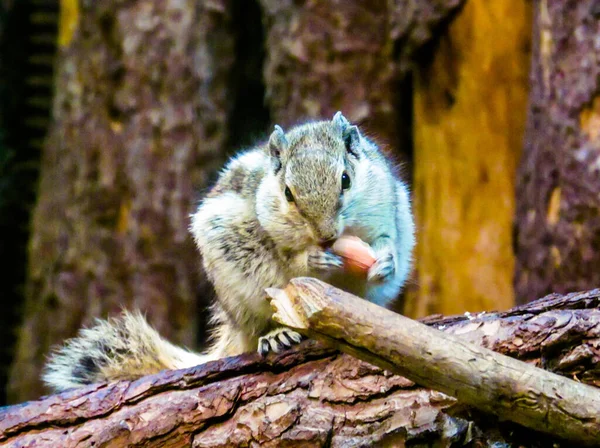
[315,220,339,245]
[318,229,338,246]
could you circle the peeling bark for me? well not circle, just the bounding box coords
[1,288,599,447]
[515,0,600,303]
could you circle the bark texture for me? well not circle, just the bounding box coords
[515,1,600,303]
[260,0,463,154]
[1,289,599,447]
[8,0,235,403]
[268,279,600,445]
[408,0,532,317]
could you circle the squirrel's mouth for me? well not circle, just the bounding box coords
[318,238,337,250]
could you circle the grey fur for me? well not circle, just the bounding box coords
[333,111,360,156]
[332,111,350,131]
[191,112,415,359]
[43,311,207,391]
[268,124,288,172]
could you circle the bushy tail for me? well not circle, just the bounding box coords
[43,311,213,392]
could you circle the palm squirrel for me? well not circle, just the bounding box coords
[43,112,415,392]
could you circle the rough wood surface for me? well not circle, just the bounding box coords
[408,0,532,317]
[268,278,600,445]
[8,0,234,402]
[1,287,599,447]
[515,0,600,303]
[260,0,463,151]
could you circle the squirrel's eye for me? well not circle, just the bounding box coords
[284,186,295,202]
[341,172,351,191]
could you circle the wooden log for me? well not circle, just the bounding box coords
[267,278,600,445]
[0,284,599,447]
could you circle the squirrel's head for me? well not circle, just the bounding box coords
[257,112,366,250]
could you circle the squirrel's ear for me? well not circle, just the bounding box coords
[268,125,288,172]
[332,111,360,157]
[332,111,351,130]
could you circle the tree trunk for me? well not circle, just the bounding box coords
[407,0,533,317]
[8,0,235,403]
[1,287,598,447]
[515,0,600,303]
[259,0,463,165]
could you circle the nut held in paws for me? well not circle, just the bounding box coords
[332,236,376,276]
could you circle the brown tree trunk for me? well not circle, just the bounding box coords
[1,288,598,447]
[8,0,235,403]
[260,0,463,162]
[407,0,532,317]
[515,1,600,303]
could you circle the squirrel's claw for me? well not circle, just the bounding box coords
[308,247,344,272]
[258,328,304,356]
[367,252,395,283]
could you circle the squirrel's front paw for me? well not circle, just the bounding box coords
[258,327,304,356]
[368,252,395,283]
[308,247,343,272]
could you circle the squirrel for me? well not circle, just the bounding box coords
[42,112,415,392]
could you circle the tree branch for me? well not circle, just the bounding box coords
[267,278,600,445]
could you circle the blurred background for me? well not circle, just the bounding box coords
[1,0,598,405]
